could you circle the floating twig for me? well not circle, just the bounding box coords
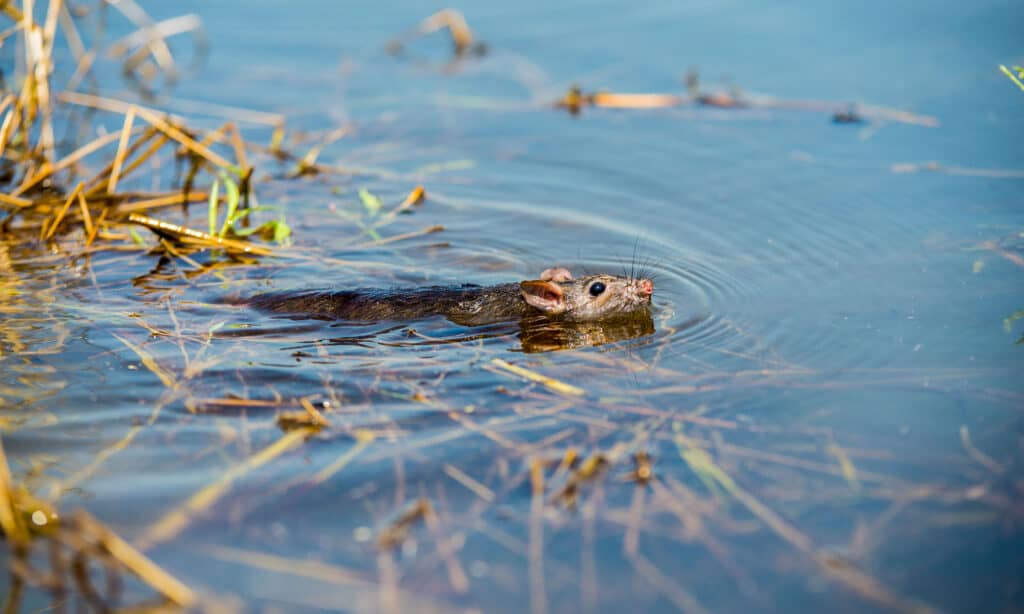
[126,212,274,256]
[377,498,432,551]
[490,358,585,396]
[386,9,484,56]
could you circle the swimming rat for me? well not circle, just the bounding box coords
[248,267,654,326]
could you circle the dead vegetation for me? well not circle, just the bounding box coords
[0,1,285,262]
[555,69,940,127]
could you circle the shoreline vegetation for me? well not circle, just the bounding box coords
[1,2,1021,611]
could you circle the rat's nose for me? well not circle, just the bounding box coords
[638,279,653,296]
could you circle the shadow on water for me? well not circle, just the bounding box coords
[516,312,655,353]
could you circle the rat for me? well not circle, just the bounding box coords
[247,267,654,326]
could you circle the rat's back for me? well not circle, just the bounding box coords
[249,283,529,323]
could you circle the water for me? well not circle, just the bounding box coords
[2,0,1022,611]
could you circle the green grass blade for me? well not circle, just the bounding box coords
[207,179,221,235]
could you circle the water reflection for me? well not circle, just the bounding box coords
[517,312,655,352]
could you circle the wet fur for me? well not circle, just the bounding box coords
[249,270,653,325]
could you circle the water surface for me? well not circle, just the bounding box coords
[2,0,1022,612]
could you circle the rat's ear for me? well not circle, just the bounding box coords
[520,280,566,314]
[540,267,573,282]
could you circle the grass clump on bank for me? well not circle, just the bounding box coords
[0,0,290,263]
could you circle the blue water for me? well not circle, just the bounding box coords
[2,0,1022,611]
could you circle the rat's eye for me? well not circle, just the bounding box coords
[589,281,606,297]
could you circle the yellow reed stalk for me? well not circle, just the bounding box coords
[0,105,18,159]
[41,181,83,240]
[115,191,208,214]
[76,190,93,238]
[226,121,248,172]
[107,107,137,194]
[112,332,176,389]
[74,510,197,607]
[14,128,132,196]
[0,192,32,208]
[0,436,29,545]
[312,430,375,484]
[490,358,584,396]
[85,206,107,247]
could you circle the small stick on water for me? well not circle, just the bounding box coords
[443,464,495,502]
[112,332,176,389]
[387,9,478,55]
[358,224,444,248]
[826,442,862,492]
[377,498,432,551]
[591,92,683,109]
[980,240,1024,269]
[312,431,375,484]
[373,185,427,227]
[490,358,585,396]
[959,426,1004,474]
[298,397,332,427]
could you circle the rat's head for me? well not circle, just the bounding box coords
[520,273,654,321]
